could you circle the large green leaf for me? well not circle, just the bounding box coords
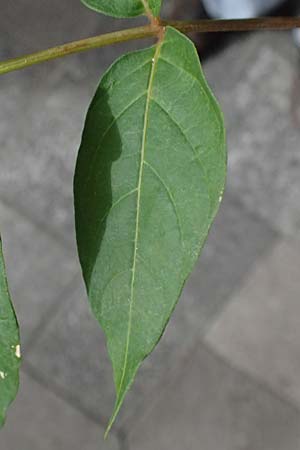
[0,237,21,428]
[74,26,226,432]
[81,0,161,18]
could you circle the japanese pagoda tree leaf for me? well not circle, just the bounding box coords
[0,236,21,428]
[74,26,226,433]
[81,0,161,18]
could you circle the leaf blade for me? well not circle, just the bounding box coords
[74,26,226,431]
[81,0,162,18]
[0,237,21,428]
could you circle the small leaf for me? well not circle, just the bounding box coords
[0,236,21,428]
[81,0,161,18]
[74,26,226,432]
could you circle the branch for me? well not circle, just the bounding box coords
[165,16,300,33]
[1,17,300,75]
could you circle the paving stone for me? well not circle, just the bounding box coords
[209,32,300,236]
[206,238,300,409]
[128,343,300,450]
[25,277,117,423]
[180,191,278,331]
[0,0,100,57]
[0,199,78,346]
[0,72,95,247]
[0,0,147,58]
[0,371,120,450]
[0,0,147,79]
[0,59,112,247]
[204,33,262,128]
[26,190,277,426]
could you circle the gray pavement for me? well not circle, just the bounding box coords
[1,1,300,449]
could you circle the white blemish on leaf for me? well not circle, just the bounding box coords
[15,344,21,359]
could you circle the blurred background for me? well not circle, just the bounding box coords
[1,1,300,449]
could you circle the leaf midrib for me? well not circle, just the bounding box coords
[117,40,163,397]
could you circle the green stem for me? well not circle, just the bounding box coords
[1,17,300,76]
[0,25,159,75]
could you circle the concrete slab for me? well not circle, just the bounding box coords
[0,371,120,450]
[206,238,300,409]
[0,200,77,346]
[129,344,300,450]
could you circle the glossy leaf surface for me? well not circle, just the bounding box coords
[74,27,226,431]
[81,0,161,18]
[0,237,21,428]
